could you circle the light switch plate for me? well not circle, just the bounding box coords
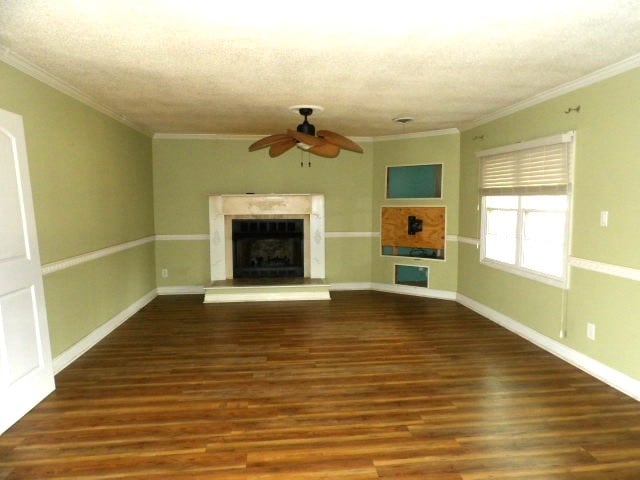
[587,322,596,340]
[600,211,608,227]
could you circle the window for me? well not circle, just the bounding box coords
[476,132,575,287]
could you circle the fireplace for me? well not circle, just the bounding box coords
[232,219,304,278]
[208,194,325,282]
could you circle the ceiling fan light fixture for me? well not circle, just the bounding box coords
[249,105,363,158]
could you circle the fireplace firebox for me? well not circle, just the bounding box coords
[232,219,304,278]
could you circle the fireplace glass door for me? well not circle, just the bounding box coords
[232,219,304,278]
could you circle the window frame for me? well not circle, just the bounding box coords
[477,132,576,289]
[480,194,571,288]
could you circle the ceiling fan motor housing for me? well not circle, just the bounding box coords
[296,107,315,135]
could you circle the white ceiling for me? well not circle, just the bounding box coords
[1,0,640,137]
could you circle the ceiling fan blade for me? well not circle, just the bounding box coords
[287,129,325,147]
[269,138,297,157]
[317,130,364,153]
[308,142,340,158]
[249,133,290,152]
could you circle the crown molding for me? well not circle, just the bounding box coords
[152,131,458,142]
[350,136,374,143]
[153,130,463,142]
[462,52,640,131]
[0,45,151,136]
[153,132,377,142]
[373,128,460,142]
[153,133,265,140]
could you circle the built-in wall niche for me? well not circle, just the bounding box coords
[395,264,429,288]
[381,206,446,260]
[386,163,443,199]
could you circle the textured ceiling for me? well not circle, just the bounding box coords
[1,1,640,137]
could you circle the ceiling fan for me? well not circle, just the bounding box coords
[248,106,364,158]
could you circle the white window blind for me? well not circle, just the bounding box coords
[476,132,574,196]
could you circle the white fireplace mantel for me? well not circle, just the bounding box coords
[208,194,326,282]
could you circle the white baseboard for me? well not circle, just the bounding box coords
[372,282,458,301]
[331,282,457,301]
[157,286,205,295]
[456,293,640,401]
[52,289,157,374]
[159,282,457,301]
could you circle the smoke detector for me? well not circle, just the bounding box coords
[392,116,415,124]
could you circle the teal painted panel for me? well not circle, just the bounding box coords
[387,164,442,198]
[395,264,429,287]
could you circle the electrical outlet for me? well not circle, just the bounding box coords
[600,211,608,227]
[587,322,596,341]
[161,268,168,278]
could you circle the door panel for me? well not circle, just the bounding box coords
[0,108,55,435]
[0,131,28,261]
[1,287,42,384]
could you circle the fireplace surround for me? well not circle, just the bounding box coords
[208,194,326,282]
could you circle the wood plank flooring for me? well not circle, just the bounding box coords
[2,291,640,479]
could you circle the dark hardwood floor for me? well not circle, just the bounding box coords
[2,291,640,479]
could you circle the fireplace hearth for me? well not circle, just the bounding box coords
[232,219,304,278]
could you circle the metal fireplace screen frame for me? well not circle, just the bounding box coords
[232,219,304,278]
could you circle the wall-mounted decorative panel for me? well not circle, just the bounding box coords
[381,206,446,260]
[386,164,443,199]
[395,264,429,287]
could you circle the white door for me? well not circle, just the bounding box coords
[0,108,55,435]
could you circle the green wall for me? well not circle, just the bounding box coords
[152,138,375,285]
[0,61,155,357]
[43,244,156,355]
[152,133,461,289]
[459,67,640,379]
[371,134,461,291]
